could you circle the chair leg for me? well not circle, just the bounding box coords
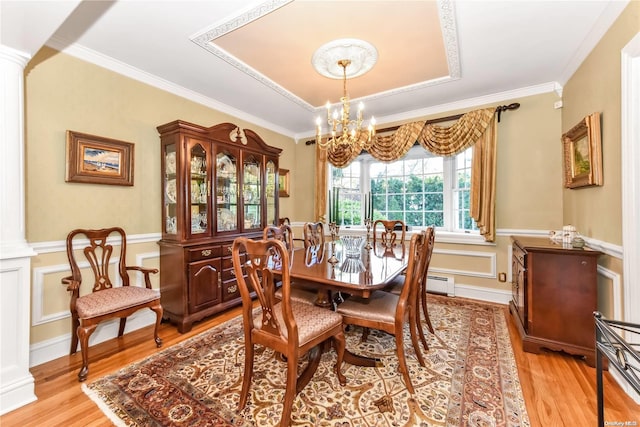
[70,313,80,355]
[118,317,126,337]
[421,290,434,333]
[238,342,254,410]
[281,353,299,427]
[408,307,426,367]
[77,323,97,382]
[333,333,347,386]
[394,330,415,394]
[360,327,370,342]
[151,305,163,347]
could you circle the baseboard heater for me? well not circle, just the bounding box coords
[426,274,455,296]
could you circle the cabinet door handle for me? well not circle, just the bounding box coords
[201,249,212,257]
[581,261,588,266]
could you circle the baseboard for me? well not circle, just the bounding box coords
[0,376,36,415]
[451,283,511,305]
[29,309,157,368]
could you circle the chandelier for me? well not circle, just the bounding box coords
[312,39,377,151]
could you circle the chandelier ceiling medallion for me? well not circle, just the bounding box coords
[312,39,377,152]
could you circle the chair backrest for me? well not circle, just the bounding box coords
[416,226,435,292]
[373,219,406,248]
[232,237,297,345]
[65,227,130,297]
[263,224,294,252]
[303,222,325,263]
[278,217,291,225]
[397,231,429,313]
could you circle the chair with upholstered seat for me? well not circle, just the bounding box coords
[61,227,163,382]
[303,221,325,264]
[265,224,318,306]
[232,237,346,426]
[336,231,428,394]
[385,226,436,351]
[372,219,406,249]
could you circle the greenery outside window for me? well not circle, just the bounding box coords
[329,146,477,234]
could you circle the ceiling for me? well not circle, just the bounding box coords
[1,0,629,140]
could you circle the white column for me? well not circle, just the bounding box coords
[0,44,38,415]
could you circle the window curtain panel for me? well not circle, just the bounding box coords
[315,107,498,240]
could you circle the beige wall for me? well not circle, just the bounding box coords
[561,1,638,318]
[25,47,296,242]
[561,1,639,245]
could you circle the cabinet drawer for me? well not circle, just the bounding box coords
[188,245,222,261]
[222,279,240,301]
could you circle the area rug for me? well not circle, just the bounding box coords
[83,295,530,426]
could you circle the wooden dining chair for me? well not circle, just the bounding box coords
[336,231,428,394]
[265,225,318,305]
[303,221,325,264]
[372,219,407,248]
[61,227,163,381]
[232,237,346,426]
[385,226,436,352]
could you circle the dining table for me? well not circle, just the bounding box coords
[281,236,410,390]
[289,237,409,308]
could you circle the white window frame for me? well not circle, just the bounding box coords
[328,146,485,244]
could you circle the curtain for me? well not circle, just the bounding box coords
[470,112,498,241]
[315,107,498,241]
[314,143,328,222]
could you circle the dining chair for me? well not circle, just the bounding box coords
[385,226,436,352]
[232,237,347,426]
[265,225,318,305]
[61,227,163,381]
[303,221,325,264]
[372,219,406,248]
[336,231,428,394]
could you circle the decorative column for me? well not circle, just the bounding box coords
[0,44,37,414]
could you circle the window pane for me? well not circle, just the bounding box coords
[328,145,477,234]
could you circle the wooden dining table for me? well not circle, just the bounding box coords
[281,237,409,389]
[289,238,409,308]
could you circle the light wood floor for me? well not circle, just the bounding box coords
[2,303,638,426]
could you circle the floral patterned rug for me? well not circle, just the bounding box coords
[83,295,530,426]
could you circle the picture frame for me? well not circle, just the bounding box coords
[278,168,290,197]
[561,112,602,189]
[65,130,134,186]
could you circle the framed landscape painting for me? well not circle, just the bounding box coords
[562,112,602,189]
[65,131,134,186]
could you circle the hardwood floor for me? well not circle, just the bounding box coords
[1,303,638,426]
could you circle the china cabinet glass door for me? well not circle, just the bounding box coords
[266,160,277,225]
[215,150,238,233]
[188,141,210,237]
[242,155,261,230]
[164,143,178,235]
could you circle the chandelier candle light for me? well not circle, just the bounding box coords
[312,39,378,151]
[315,60,376,149]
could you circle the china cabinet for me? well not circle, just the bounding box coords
[509,236,602,366]
[158,120,281,332]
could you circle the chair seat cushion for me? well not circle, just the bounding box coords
[254,301,343,347]
[76,286,160,319]
[336,291,398,323]
[274,286,317,305]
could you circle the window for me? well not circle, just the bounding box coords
[328,146,477,233]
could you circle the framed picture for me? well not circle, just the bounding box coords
[278,168,290,197]
[65,131,134,186]
[562,112,602,189]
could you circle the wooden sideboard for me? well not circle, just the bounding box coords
[510,236,602,366]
